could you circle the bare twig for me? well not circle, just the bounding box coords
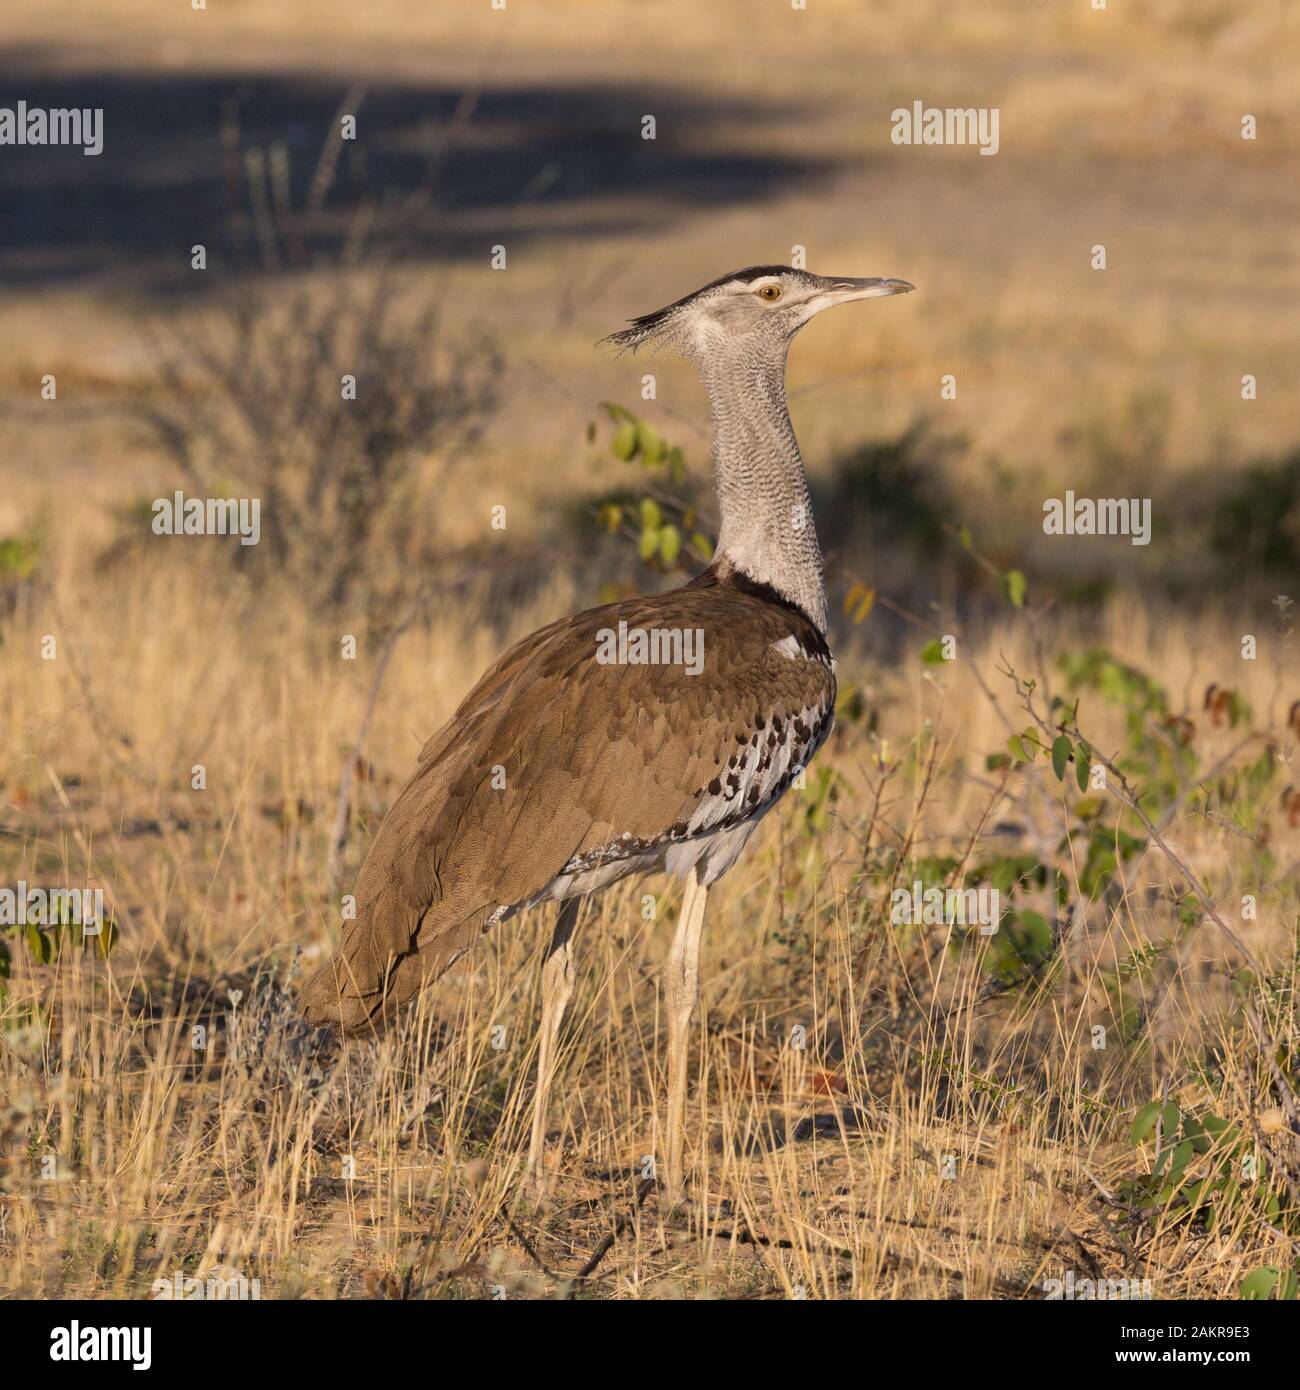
[572,1178,657,1282]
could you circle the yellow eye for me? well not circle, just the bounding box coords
[757,283,782,302]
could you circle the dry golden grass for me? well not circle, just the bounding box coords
[0,551,1296,1298]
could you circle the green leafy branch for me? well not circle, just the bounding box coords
[1001,658,1300,1143]
[1122,1096,1298,1299]
[591,404,713,574]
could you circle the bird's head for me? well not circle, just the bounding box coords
[602,265,914,361]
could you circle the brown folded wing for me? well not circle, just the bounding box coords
[300,570,834,1031]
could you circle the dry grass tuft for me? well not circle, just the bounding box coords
[1,559,1296,1299]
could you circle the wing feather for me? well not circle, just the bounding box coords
[300,576,834,1030]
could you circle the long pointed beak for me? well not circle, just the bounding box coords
[826,276,915,302]
[801,276,915,321]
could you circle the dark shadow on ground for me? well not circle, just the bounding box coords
[1,49,838,290]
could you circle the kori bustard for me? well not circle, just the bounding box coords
[300,265,915,1197]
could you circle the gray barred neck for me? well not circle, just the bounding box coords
[697,345,829,634]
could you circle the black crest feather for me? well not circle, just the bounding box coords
[601,265,795,354]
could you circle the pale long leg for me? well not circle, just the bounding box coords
[663,869,709,1202]
[526,897,581,1185]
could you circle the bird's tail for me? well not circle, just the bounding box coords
[298,733,496,1035]
[297,861,489,1039]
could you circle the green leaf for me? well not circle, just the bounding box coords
[658,523,681,566]
[985,752,1011,772]
[0,536,38,579]
[1177,896,1202,929]
[638,527,658,561]
[920,638,947,666]
[1075,743,1091,792]
[690,532,714,559]
[983,908,1055,985]
[1166,1139,1194,1183]
[1008,734,1033,764]
[1182,1115,1213,1154]
[637,422,663,465]
[1240,1267,1279,1301]
[1000,569,1027,608]
[25,924,51,965]
[611,422,638,460]
[1131,1100,1162,1145]
[639,497,663,529]
[1051,735,1072,782]
[1014,910,1052,953]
